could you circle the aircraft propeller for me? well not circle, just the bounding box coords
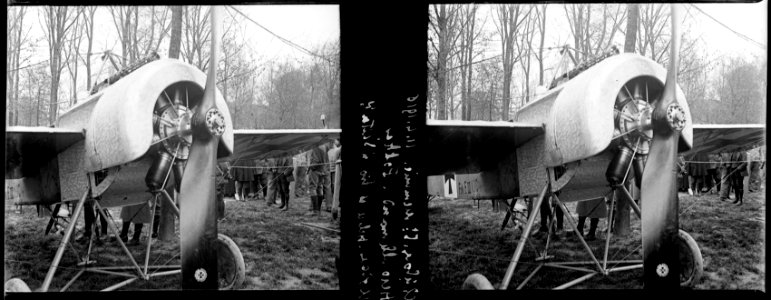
[640,4,685,289]
[178,6,225,289]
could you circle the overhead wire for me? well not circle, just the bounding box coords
[689,4,766,50]
[227,6,337,64]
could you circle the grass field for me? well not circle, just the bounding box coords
[428,189,765,290]
[4,193,340,291]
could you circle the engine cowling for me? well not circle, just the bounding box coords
[515,53,693,168]
[57,59,234,172]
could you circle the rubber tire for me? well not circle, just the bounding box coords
[4,278,31,292]
[215,234,246,290]
[462,273,494,290]
[677,229,703,288]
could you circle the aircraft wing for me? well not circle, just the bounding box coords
[683,124,766,156]
[5,126,85,177]
[425,120,544,175]
[225,129,341,163]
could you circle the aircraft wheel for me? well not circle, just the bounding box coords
[462,273,494,290]
[4,278,31,292]
[677,229,703,287]
[215,234,246,290]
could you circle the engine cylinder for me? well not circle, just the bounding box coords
[633,154,647,189]
[154,93,173,114]
[606,146,634,185]
[145,151,174,190]
[172,160,187,192]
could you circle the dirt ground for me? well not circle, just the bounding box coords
[428,189,765,290]
[4,193,340,291]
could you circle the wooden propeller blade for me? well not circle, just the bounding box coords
[180,6,222,289]
[641,4,682,289]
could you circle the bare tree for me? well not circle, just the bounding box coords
[429,4,462,120]
[623,4,639,53]
[7,7,28,126]
[318,40,341,128]
[457,5,482,120]
[81,6,97,91]
[475,58,502,121]
[495,4,531,120]
[564,4,626,62]
[109,7,171,66]
[42,6,79,126]
[533,4,547,86]
[635,4,670,63]
[518,6,536,104]
[141,7,172,56]
[65,7,84,106]
[109,6,138,65]
[168,6,183,60]
[717,57,764,124]
[182,6,212,71]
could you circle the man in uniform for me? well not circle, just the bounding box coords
[308,142,330,216]
[216,161,232,220]
[326,139,341,212]
[266,158,278,206]
[253,159,267,200]
[718,152,733,201]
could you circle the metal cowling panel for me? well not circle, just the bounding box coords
[83,59,234,172]
[544,53,692,167]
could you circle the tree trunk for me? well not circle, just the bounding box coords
[36,82,42,126]
[169,6,183,59]
[435,5,450,120]
[159,5,183,242]
[538,4,546,86]
[613,3,640,237]
[501,73,511,120]
[85,7,95,90]
[624,4,639,53]
[49,59,59,126]
[13,17,23,126]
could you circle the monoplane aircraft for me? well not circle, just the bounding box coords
[4,7,339,292]
[426,4,764,289]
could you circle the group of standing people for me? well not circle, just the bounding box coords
[717,151,750,206]
[225,156,294,211]
[678,149,764,206]
[307,139,341,216]
[217,138,341,217]
[231,159,268,202]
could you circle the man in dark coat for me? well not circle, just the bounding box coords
[253,159,267,200]
[216,161,232,220]
[276,155,294,211]
[687,152,710,196]
[728,151,748,205]
[308,142,330,215]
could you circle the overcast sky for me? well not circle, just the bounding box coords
[449,2,766,93]
[696,1,766,56]
[11,3,765,100]
[14,5,340,100]
[85,5,340,64]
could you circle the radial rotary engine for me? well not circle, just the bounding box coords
[606,78,657,187]
[146,87,193,190]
